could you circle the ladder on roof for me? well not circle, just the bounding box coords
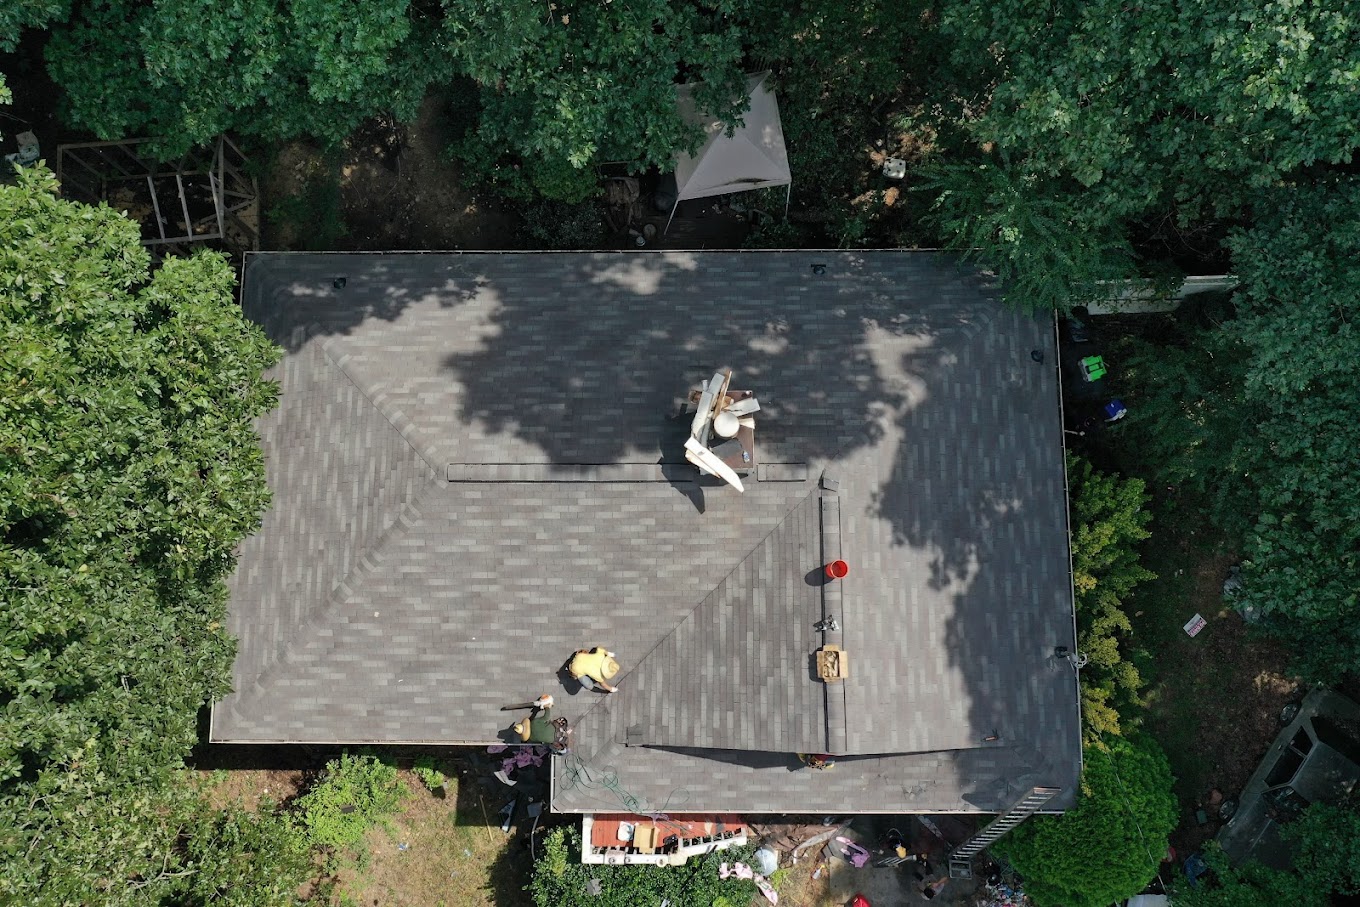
[947,786,1061,880]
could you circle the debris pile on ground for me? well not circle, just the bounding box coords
[977,878,1030,907]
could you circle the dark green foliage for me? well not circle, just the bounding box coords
[744,0,921,225]
[920,159,1138,312]
[918,0,1359,309]
[45,0,436,157]
[295,752,407,849]
[1123,176,1360,680]
[0,0,69,52]
[530,826,757,907]
[178,800,318,907]
[935,0,1360,223]
[1215,178,1360,678]
[519,200,606,250]
[995,735,1177,907]
[0,167,281,903]
[1169,844,1327,907]
[1067,455,1155,741]
[441,0,748,198]
[1286,799,1360,897]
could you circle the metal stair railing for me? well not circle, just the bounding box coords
[947,786,1061,879]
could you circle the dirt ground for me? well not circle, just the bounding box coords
[335,98,517,251]
[757,815,1040,907]
[201,767,308,812]
[1133,533,1301,857]
[262,95,519,252]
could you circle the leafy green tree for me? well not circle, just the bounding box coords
[921,0,1360,308]
[531,826,758,907]
[0,0,69,51]
[45,0,436,156]
[1067,455,1155,741]
[1169,844,1327,907]
[177,799,318,907]
[920,159,1138,311]
[1214,177,1360,678]
[996,735,1177,907]
[1123,176,1360,680]
[0,167,281,903]
[443,0,751,201]
[935,0,1360,223]
[1286,799,1360,897]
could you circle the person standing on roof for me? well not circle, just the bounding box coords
[567,647,620,693]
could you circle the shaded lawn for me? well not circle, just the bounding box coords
[1122,494,1299,853]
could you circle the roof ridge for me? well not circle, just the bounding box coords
[323,337,441,473]
[570,480,824,743]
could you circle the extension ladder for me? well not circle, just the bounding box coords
[947,786,1061,879]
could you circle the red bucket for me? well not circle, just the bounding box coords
[824,560,850,580]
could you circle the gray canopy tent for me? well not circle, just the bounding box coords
[665,71,791,234]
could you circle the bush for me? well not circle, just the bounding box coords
[1170,843,1327,907]
[295,752,407,849]
[995,735,1177,907]
[179,801,320,907]
[1286,799,1360,897]
[1067,454,1156,741]
[530,827,757,907]
[412,755,448,793]
[519,200,606,250]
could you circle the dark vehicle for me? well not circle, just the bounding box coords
[1217,690,1360,869]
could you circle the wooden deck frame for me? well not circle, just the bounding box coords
[55,136,258,254]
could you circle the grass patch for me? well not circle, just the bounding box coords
[334,770,531,907]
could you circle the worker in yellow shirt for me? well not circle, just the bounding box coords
[567,647,620,693]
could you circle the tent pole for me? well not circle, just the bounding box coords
[664,199,679,236]
[784,184,791,220]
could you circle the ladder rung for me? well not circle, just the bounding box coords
[945,786,1064,867]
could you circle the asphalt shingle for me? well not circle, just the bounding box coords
[213,250,1081,815]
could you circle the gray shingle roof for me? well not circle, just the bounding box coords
[213,250,1081,814]
[621,489,826,753]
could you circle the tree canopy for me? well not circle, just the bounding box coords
[0,167,282,902]
[935,0,1360,221]
[1123,175,1360,678]
[44,0,435,157]
[918,0,1360,308]
[996,734,1177,907]
[1286,799,1360,898]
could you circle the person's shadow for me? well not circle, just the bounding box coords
[557,665,588,696]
